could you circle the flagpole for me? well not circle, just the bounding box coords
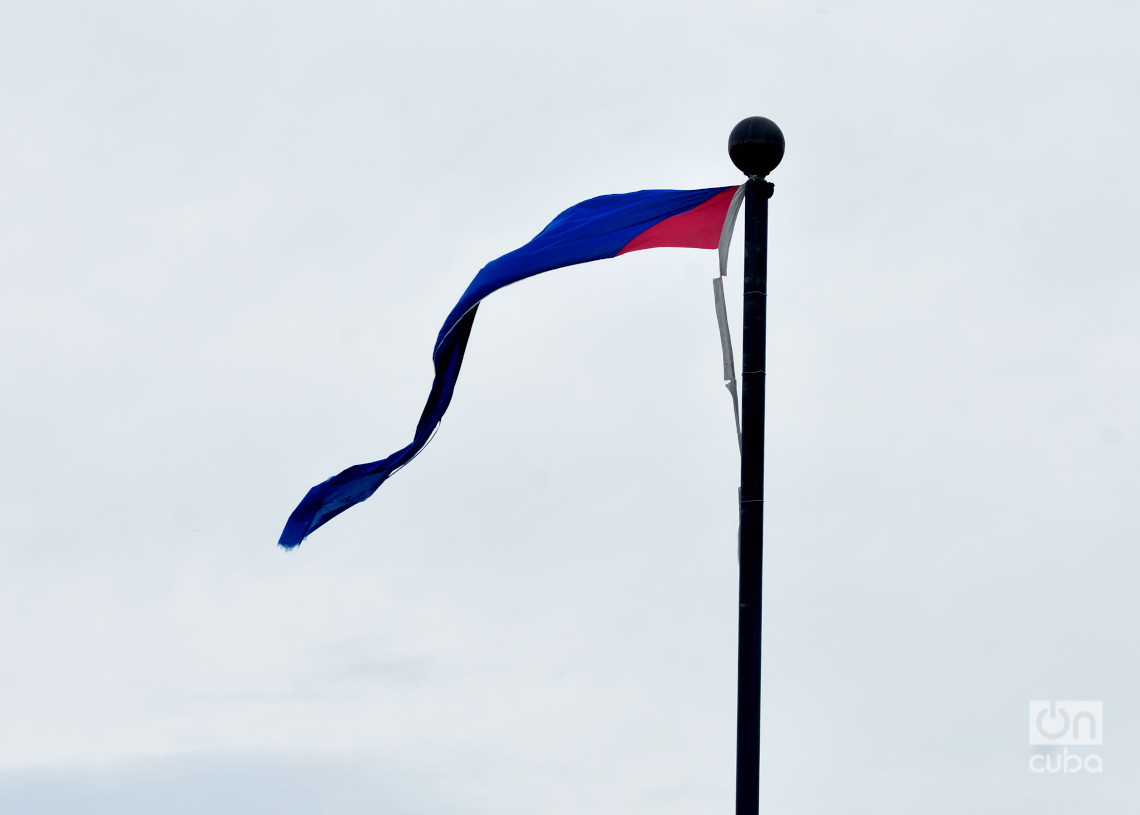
[728,116,784,815]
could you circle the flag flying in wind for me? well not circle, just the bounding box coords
[279,184,742,549]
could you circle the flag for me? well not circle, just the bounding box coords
[279,185,742,549]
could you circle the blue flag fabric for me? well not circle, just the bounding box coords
[279,185,737,549]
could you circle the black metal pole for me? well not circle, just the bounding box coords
[728,117,784,815]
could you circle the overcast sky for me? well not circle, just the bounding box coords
[1,1,1138,812]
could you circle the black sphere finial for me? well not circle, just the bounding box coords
[728,116,785,178]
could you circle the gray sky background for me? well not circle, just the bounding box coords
[1,1,1138,812]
